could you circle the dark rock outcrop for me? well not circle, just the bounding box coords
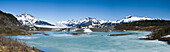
[0,10,21,29]
[108,34,129,36]
[90,26,115,32]
[108,33,137,36]
[0,10,31,35]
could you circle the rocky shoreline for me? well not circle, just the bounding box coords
[0,35,41,52]
[0,29,42,52]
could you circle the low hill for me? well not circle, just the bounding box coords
[0,10,41,52]
[114,20,170,44]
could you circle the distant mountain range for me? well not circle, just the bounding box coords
[57,16,153,27]
[14,13,156,28]
[57,17,116,26]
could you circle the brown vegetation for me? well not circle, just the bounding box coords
[0,35,40,52]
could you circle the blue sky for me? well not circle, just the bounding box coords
[0,0,170,23]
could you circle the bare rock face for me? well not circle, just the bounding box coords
[0,10,21,34]
[0,10,31,34]
[0,10,21,29]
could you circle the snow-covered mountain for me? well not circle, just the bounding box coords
[57,16,153,27]
[117,15,153,23]
[57,17,118,27]
[15,13,154,28]
[15,13,55,26]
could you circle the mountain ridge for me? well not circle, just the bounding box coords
[57,16,154,27]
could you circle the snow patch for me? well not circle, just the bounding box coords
[144,40,166,44]
[162,35,170,38]
[49,34,73,37]
[83,29,92,32]
[137,36,148,38]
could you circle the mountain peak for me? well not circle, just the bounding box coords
[16,13,39,25]
[21,13,35,18]
[16,13,37,20]
[124,15,132,19]
[21,13,30,16]
[22,13,28,15]
[118,15,153,23]
[124,15,150,19]
[85,17,95,19]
